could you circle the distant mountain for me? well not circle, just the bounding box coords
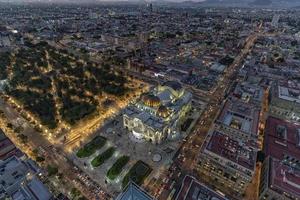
[1,0,300,8]
[173,0,300,7]
[249,0,272,6]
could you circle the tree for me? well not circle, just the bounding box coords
[17,134,28,144]
[32,149,39,155]
[47,165,58,176]
[36,156,45,162]
[71,188,81,198]
[6,123,13,129]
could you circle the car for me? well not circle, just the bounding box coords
[163,177,169,183]
[169,181,176,190]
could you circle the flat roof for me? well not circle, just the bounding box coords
[205,130,256,171]
[26,177,52,200]
[232,82,263,103]
[265,116,300,160]
[265,117,300,198]
[273,80,300,104]
[269,158,300,198]
[217,97,260,136]
[176,175,228,200]
[278,86,300,104]
[0,128,6,141]
[0,156,28,191]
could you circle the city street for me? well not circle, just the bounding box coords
[0,98,112,200]
[149,31,260,200]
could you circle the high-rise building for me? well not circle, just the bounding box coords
[0,156,53,200]
[116,182,154,200]
[147,3,153,13]
[271,14,280,28]
[176,175,229,200]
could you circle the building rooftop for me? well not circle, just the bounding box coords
[0,156,51,200]
[163,81,182,91]
[216,97,260,136]
[0,156,28,189]
[0,129,23,160]
[176,175,228,200]
[273,80,300,104]
[278,85,300,104]
[205,130,256,171]
[269,157,300,198]
[265,116,300,160]
[124,81,192,132]
[25,177,53,200]
[232,82,264,104]
[264,116,300,198]
[116,182,154,200]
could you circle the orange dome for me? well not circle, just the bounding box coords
[157,105,170,118]
[142,94,161,107]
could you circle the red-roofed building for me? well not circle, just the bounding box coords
[197,129,258,198]
[259,116,300,200]
[0,129,23,160]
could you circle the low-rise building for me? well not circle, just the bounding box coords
[232,82,264,106]
[269,80,300,122]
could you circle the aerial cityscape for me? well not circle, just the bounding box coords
[0,0,299,200]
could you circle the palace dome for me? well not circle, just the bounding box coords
[157,105,170,118]
[142,94,161,107]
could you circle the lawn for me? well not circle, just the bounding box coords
[107,156,130,180]
[91,147,115,167]
[76,136,107,158]
[122,160,152,188]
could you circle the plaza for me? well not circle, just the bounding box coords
[71,97,203,194]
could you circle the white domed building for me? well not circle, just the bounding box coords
[123,81,192,144]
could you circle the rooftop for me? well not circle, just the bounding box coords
[232,82,264,104]
[264,117,300,198]
[0,130,23,160]
[216,97,260,136]
[274,80,300,104]
[25,177,53,200]
[124,81,192,131]
[205,130,256,171]
[265,116,300,160]
[116,182,154,200]
[176,175,228,200]
[269,158,300,198]
[0,156,28,191]
[163,81,183,91]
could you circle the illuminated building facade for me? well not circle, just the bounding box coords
[123,81,192,144]
[197,97,260,198]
